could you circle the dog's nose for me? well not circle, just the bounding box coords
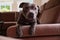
[29,12,34,17]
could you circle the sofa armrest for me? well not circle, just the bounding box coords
[7,24,60,37]
[35,24,60,36]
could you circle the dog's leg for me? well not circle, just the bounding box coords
[16,24,23,37]
[29,22,35,36]
[16,25,20,37]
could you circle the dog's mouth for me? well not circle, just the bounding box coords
[27,12,34,20]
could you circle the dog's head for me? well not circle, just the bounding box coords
[19,2,41,23]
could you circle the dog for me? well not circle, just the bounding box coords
[16,2,41,37]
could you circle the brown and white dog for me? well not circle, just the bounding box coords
[16,2,41,37]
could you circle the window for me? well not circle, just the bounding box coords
[0,4,11,12]
[0,2,12,12]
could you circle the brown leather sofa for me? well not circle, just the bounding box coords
[0,12,18,36]
[40,0,60,24]
[7,0,60,40]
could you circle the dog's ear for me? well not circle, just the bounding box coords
[19,2,29,8]
[37,6,41,24]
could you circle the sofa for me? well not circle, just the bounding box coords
[0,36,19,40]
[7,0,60,40]
[0,12,18,36]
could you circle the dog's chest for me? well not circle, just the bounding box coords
[18,13,35,25]
[20,13,34,21]
[20,13,27,21]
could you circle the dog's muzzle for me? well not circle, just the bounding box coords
[28,12,34,20]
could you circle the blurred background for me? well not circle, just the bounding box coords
[0,0,49,12]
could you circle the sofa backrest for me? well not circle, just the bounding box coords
[40,0,60,24]
[55,12,60,23]
[1,12,15,22]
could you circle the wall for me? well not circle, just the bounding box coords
[12,0,18,11]
[34,0,41,7]
[34,0,49,6]
[41,0,49,5]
